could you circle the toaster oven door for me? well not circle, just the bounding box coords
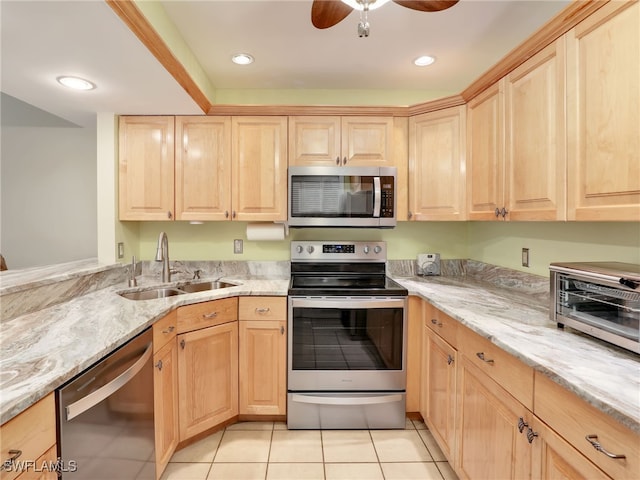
[555,273,640,353]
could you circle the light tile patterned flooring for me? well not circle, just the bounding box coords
[160,418,459,480]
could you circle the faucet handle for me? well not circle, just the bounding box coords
[193,269,202,280]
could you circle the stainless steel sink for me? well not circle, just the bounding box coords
[118,287,185,301]
[177,281,237,293]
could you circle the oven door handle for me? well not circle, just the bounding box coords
[291,393,403,406]
[290,297,406,309]
[373,176,381,218]
[65,342,152,421]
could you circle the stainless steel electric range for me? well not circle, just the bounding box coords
[287,241,408,429]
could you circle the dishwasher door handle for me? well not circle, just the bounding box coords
[66,342,153,421]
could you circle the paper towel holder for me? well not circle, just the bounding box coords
[246,222,289,241]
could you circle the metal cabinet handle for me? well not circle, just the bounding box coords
[518,417,529,433]
[335,156,340,165]
[476,352,495,365]
[167,211,173,219]
[1,450,22,471]
[180,339,186,349]
[280,325,285,335]
[585,435,626,459]
[255,307,271,315]
[526,428,538,444]
[431,319,443,327]
[408,211,413,219]
[500,207,509,218]
[225,210,229,219]
[495,207,501,217]
[155,360,163,371]
[232,211,237,219]
[447,355,454,365]
[162,326,175,334]
[342,157,347,165]
[202,311,218,319]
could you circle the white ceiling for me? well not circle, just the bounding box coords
[1,0,570,128]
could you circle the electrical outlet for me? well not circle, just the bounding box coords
[117,242,124,259]
[234,239,243,254]
[522,248,530,267]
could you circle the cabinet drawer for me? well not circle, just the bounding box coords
[1,394,56,480]
[459,325,534,409]
[239,296,286,321]
[15,445,58,480]
[534,371,639,480]
[153,309,178,353]
[177,297,238,333]
[424,306,459,348]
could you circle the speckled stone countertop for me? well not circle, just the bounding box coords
[1,260,638,437]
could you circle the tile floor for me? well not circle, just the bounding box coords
[160,418,459,480]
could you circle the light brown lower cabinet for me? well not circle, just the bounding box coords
[14,446,58,480]
[153,338,179,479]
[238,296,287,416]
[416,297,634,480]
[177,321,239,441]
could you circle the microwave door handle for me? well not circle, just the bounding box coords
[373,176,381,218]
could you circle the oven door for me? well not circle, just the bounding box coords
[288,296,407,392]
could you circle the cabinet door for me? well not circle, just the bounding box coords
[466,81,505,220]
[405,296,423,412]
[566,1,640,221]
[288,116,341,166]
[341,116,393,166]
[531,417,611,480]
[175,116,232,221]
[153,338,178,478]
[409,106,466,221]
[239,320,286,416]
[119,116,175,221]
[232,116,288,221]
[177,322,238,441]
[456,356,533,480]
[421,323,457,463]
[505,38,566,221]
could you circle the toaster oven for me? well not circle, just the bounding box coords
[550,262,640,354]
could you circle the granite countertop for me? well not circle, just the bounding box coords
[1,268,638,437]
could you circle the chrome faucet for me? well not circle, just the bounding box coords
[155,231,171,282]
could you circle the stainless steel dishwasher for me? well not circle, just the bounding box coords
[56,327,155,479]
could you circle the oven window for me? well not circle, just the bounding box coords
[290,175,375,218]
[291,306,403,370]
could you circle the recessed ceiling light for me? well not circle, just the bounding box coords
[231,53,254,65]
[341,0,392,11]
[56,76,96,90]
[414,55,436,67]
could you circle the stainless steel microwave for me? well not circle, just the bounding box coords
[288,166,397,228]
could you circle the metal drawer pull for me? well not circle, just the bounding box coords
[155,360,163,371]
[162,326,175,334]
[1,450,22,471]
[585,435,626,459]
[202,311,218,319]
[476,352,494,365]
[431,319,443,327]
[255,307,271,315]
[526,428,538,444]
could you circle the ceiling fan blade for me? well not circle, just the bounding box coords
[392,0,459,12]
[311,0,354,29]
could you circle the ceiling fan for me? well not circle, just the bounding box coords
[311,0,460,37]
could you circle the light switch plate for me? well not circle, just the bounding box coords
[234,239,243,254]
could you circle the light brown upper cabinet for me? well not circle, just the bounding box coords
[175,116,232,221]
[566,0,640,221]
[119,116,175,221]
[289,116,393,167]
[505,38,566,221]
[232,116,288,221]
[467,36,566,221]
[408,106,466,221]
[119,115,287,222]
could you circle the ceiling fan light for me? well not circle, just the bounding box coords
[231,53,254,65]
[341,0,392,11]
[56,76,96,90]
[414,55,436,67]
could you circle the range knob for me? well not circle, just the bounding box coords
[374,245,382,254]
[296,245,304,254]
[306,245,315,254]
[363,245,370,254]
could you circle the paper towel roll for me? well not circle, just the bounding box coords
[246,222,287,241]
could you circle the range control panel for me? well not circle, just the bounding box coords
[291,241,387,262]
